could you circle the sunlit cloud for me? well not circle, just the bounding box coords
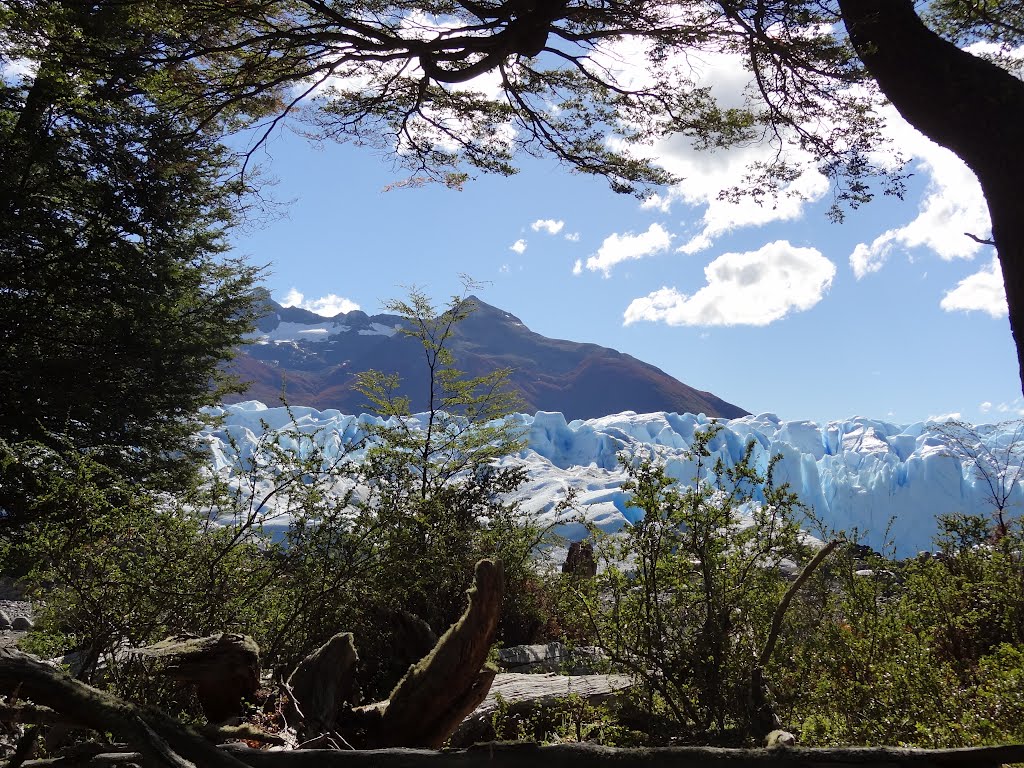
[939,255,1007,318]
[624,240,835,327]
[280,289,360,317]
[583,223,672,277]
[531,218,565,235]
[510,239,528,254]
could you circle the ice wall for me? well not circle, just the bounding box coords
[200,402,1023,556]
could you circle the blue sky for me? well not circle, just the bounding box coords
[231,116,1021,427]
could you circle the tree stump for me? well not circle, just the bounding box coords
[286,632,359,736]
[130,633,260,722]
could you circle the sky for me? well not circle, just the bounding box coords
[230,102,1022,428]
[5,14,1018,426]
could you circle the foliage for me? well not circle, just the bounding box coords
[784,513,1024,747]
[0,438,272,687]
[574,426,810,743]
[352,285,557,694]
[490,692,640,746]
[0,1,264,490]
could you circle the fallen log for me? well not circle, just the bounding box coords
[15,742,1024,768]
[0,648,251,768]
[449,673,633,747]
[220,741,1024,768]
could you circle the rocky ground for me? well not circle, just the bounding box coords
[0,599,35,649]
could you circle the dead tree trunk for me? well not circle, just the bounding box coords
[285,632,359,737]
[360,559,504,749]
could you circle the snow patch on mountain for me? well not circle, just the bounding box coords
[200,402,1023,556]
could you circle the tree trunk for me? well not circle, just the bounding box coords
[838,0,1024,393]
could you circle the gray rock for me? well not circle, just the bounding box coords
[497,642,605,674]
[0,610,10,630]
[11,615,33,630]
[766,730,796,747]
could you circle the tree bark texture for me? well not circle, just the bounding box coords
[838,0,1024,392]
[129,633,260,723]
[0,648,250,768]
[364,558,505,749]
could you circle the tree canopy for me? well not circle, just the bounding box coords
[4,0,1023,454]
[0,1,266,485]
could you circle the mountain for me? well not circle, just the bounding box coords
[226,295,747,420]
[204,403,1022,557]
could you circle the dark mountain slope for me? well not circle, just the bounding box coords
[225,296,747,420]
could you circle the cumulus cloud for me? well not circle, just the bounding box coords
[583,223,672,277]
[623,240,835,327]
[850,106,991,279]
[940,255,1007,317]
[572,259,583,275]
[595,46,830,254]
[980,401,992,414]
[531,219,565,235]
[565,232,580,242]
[280,289,360,317]
[640,135,830,255]
[510,239,528,254]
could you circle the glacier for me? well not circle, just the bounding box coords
[199,402,1024,557]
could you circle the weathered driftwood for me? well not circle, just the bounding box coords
[359,558,505,749]
[0,648,249,768]
[129,633,260,723]
[221,741,1024,768]
[449,672,633,747]
[285,632,359,737]
[15,742,1024,768]
[496,643,605,674]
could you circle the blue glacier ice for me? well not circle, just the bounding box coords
[200,403,1024,556]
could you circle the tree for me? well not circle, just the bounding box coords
[353,285,541,640]
[0,2,265,488]
[934,419,1024,537]
[35,0,1016,391]
[835,0,1024,391]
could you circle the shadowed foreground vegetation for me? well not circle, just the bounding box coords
[0,294,1022,762]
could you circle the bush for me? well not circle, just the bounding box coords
[574,426,811,744]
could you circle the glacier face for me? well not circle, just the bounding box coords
[200,402,1023,556]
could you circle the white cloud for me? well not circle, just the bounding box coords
[510,239,528,254]
[623,240,835,327]
[940,255,1007,317]
[279,289,360,317]
[531,219,564,235]
[572,259,583,276]
[980,401,992,414]
[595,45,830,253]
[850,106,991,278]
[1,58,37,83]
[583,223,672,277]
[565,232,580,242]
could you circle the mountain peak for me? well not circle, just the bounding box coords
[230,295,746,419]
